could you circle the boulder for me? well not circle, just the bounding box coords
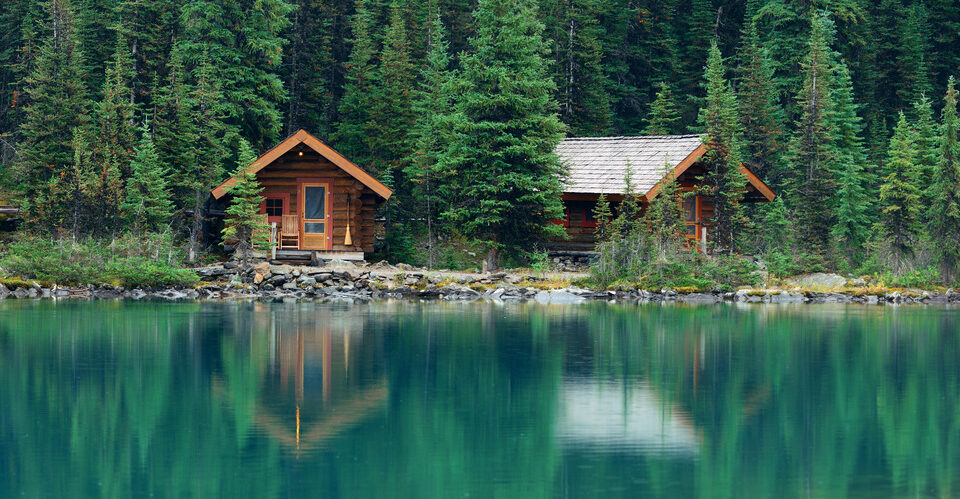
[270,264,294,275]
[327,259,357,268]
[796,273,847,289]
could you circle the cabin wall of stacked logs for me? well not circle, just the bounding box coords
[250,151,378,253]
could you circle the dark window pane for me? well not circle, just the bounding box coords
[265,198,283,217]
[304,186,326,220]
[585,205,596,222]
[683,196,697,222]
[685,224,697,236]
[304,222,325,234]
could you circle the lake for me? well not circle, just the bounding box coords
[1,300,958,497]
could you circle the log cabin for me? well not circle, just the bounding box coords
[550,135,775,252]
[211,130,392,262]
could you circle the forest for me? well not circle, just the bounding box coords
[1,0,960,284]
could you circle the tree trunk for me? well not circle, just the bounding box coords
[485,246,499,272]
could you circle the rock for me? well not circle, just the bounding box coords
[196,266,234,278]
[489,272,507,280]
[223,261,238,269]
[0,284,9,297]
[297,277,316,286]
[769,292,804,304]
[848,277,867,287]
[327,259,357,268]
[489,288,506,300]
[796,273,847,289]
[282,282,298,291]
[678,293,720,304]
[270,264,293,275]
[396,263,414,271]
[534,290,586,305]
[253,273,264,285]
[370,260,395,270]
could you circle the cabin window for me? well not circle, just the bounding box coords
[583,206,597,228]
[265,198,284,217]
[681,192,700,238]
[260,193,289,225]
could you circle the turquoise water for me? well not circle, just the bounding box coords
[1,300,959,497]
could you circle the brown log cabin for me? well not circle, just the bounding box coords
[211,130,392,261]
[550,135,776,252]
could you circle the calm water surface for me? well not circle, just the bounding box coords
[1,300,958,497]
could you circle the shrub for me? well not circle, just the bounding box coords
[763,250,827,278]
[1,233,198,287]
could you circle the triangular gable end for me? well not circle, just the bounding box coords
[211,129,393,200]
[642,144,776,203]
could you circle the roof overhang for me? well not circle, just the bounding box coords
[211,129,393,201]
[642,144,775,202]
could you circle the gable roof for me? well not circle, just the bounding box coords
[556,135,775,202]
[211,129,393,200]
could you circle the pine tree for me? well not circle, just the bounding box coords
[222,139,268,269]
[911,94,938,209]
[758,196,793,254]
[643,160,686,261]
[17,0,93,231]
[898,3,932,111]
[367,1,416,179]
[332,0,378,169]
[542,0,612,135]
[438,0,567,269]
[405,13,455,268]
[878,112,922,275]
[642,82,681,135]
[282,0,336,136]
[736,17,785,185]
[679,0,715,123]
[785,13,837,251]
[928,77,960,284]
[829,61,873,259]
[697,42,747,254]
[592,193,613,241]
[123,122,172,235]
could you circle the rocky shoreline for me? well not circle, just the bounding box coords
[1,261,958,305]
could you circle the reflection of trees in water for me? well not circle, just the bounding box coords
[1,301,959,497]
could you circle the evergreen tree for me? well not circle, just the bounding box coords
[367,1,416,179]
[878,112,922,275]
[679,0,715,123]
[643,160,686,261]
[592,192,613,241]
[911,94,939,208]
[758,195,793,254]
[332,0,378,168]
[405,13,455,268]
[898,3,932,111]
[282,0,337,136]
[697,42,747,253]
[829,61,873,259]
[785,13,836,250]
[542,0,612,135]
[736,17,785,185]
[642,82,681,135]
[222,139,268,268]
[928,77,960,284]
[16,0,93,231]
[438,0,567,269]
[123,122,172,235]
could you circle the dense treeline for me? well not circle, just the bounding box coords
[1,0,959,281]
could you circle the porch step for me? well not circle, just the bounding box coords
[272,249,365,264]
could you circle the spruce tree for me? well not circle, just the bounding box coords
[911,94,939,209]
[878,112,922,275]
[785,13,836,251]
[592,193,613,241]
[642,82,681,135]
[829,61,873,259]
[17,0,92,231]
[643,161,686,261]
[332,0,378,168]
[928,77,960,284]
[367,1,416,180]
[438,0,567,269]
[123,122,172,235]
[898,3,932,111]
[405,13,455,268]
[282,0,336,136]
[543,0,612,135]
[222,140,268,269]
[736,17,785,185]
[697,42,747,254]
[679,0,715,123]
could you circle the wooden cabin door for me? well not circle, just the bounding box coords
[300,181,332,250]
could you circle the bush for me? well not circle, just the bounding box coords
[881,266,941,289]
[763,250,827,278]
[699,255,761,290]
[0,233,199,287]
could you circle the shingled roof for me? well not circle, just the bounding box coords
[557,135,705,197]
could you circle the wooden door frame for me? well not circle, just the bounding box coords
[680,188,702,241]
[297,177,333,250]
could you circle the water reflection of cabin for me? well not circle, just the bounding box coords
[211,130,393,262]
[550,136,775,252]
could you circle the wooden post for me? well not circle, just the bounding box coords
[271,222,277,260]
[700,227,708,255]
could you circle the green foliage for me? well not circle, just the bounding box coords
[332,0,378,168]
[928,77,960,284]
[437,0,567,269]
[878,112,922,275]
[122,122,172,235]
[763,249,827,278]
[642,82,681,135]
[0,233,198,287]
[697,42,747,254]
[881,265,941,289]
[221,140,268,267]
[736,16,785,185]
